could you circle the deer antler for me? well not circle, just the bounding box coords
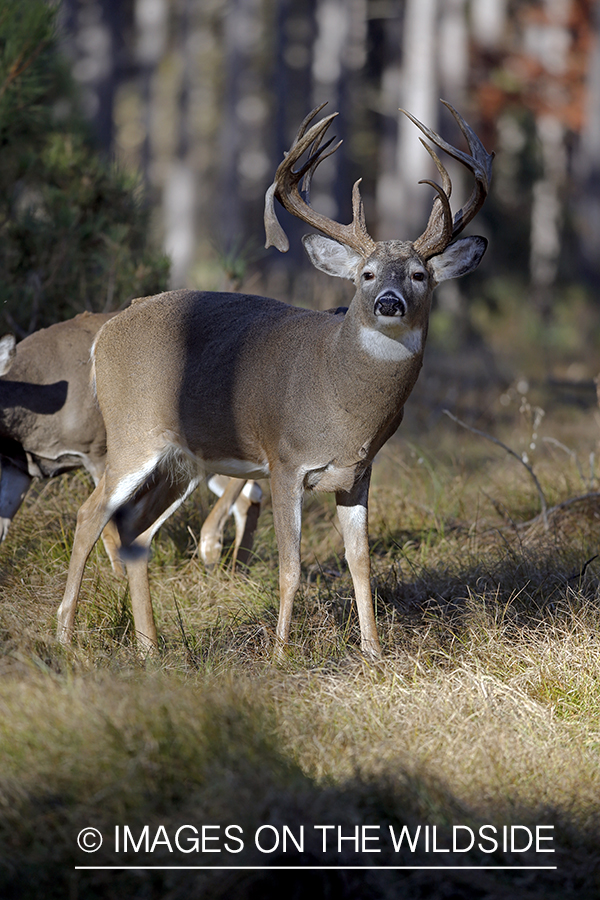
[264,104,376,257]
[401,100,494,259]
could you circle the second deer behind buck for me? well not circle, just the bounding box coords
[58,101,493,656]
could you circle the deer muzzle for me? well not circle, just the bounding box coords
[374,291,407,319]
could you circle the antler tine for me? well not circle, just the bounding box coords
[292,101,329,147]
[291,103,336,197]
[400,104,490,185]
[420,139,452,198]
[300,135,342,198]
[412,140,453,257]
[415,179,453,258]
[265,110,340,252]
[264,105,376,257]
[351,179,368,234]
[440,99,493,178]
[286,113,339,171]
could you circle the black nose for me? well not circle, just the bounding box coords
[374,292,407,318]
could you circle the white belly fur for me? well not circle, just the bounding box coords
[203,457,270,479]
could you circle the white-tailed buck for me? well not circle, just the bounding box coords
[0,313,259,571]
[58,101,492,655]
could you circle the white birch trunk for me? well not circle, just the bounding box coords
[526,0,570,306]
[377,0,439,239]
[311,0,351,222]
[530,114,565,297]
[161,0,196,289]
[135,0,168,182]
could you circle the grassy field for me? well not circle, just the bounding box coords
[1,304,600,899]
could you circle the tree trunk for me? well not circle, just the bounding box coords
[530,114,566,315]
[218,0,267,259]
[163,0,196,289]
[377,0,439,240]
[311,0,367,229]
[573,1,600,288]
[57,0,126,155]
[134,0,168,184]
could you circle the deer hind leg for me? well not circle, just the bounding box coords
[87,465,125,577]
[112,453,201,651]
[336,467,381,657]
[231,481,263,570]
[59,450,198,648]
[0,461,32,541]
[100,519,125,577]
[201,476,263,570]
[57,472,114,644]
[200,476,246,568]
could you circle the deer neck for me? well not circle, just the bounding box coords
[335,299,426,389]
[320,301,427,456]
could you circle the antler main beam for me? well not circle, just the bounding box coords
[401,100,494,259]
[264,104,376,258]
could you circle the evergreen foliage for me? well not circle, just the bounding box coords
[0,0,169,334]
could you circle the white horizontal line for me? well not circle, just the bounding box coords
[75,865,558,871]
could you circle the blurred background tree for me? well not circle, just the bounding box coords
[0,0,169,335]
[2,0,600,369]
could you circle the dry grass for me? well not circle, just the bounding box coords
[1,341,600,898]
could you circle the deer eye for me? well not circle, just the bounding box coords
[363,270,375,281]
[412,271,425,282]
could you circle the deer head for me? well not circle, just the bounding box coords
[265,101,493,347]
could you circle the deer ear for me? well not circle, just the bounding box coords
[428,236,488,283]
[0,334,16,376]
[302,234,363,281]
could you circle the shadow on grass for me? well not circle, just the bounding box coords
[0,681,593,900]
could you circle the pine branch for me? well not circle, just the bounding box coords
[0,38,50,103]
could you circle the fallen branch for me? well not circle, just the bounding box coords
[443,409,549,531]
[515,490,600,531]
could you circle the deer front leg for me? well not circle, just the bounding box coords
[270,468,304,659]
[336,467,381,657]
[124,541,157,652]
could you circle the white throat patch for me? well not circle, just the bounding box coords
[359,325,422,362]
